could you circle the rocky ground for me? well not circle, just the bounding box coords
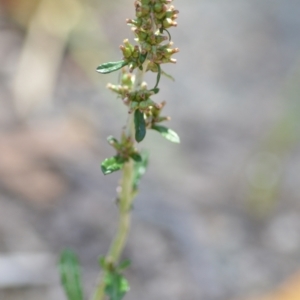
[0,0,300,300]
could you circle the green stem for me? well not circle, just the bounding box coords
[91,64,147,300]
[91,160,134,300]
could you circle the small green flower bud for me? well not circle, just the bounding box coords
[124,39,134,51]
[121,72,134,86]
[141,5,150,16]
[141,42,152,52]
[155,34,168,44]
[165,9,179,19]
[132,46,140,58]
[107,136,119,147]
[165,47,179,55]
[134,29,148,41]
[154,3,163,13]
[130,101,139,111]
[155,11,166,20]
[139,99,156,110]
[107,83,120,94]
[163,18,177,28]
[147,62,159,72]
[120,45,132,58]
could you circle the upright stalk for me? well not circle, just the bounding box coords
[92,1,179,299]
[91,66,147,300]
[59,2,179,300]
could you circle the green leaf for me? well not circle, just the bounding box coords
[152,125,180,143]
[150,87,160,94]
[161,70,175,81]
[99,256,106,269]
[118,259,131,271]
[105,272,130,300]
[107,136,120,149]
[130,152,142,162]
[153,63,161,89]
[134,110,146,143]
[133,151,149,191]
[59,249,84,300]
[97,61,128,74]
[107,136,119,144]
[101,156,126,175]
[139,52,148,64]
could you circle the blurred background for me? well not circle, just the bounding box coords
[0,0,300,299]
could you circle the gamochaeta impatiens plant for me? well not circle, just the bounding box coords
[59,1,179,299]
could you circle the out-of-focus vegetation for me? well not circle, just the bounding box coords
[1,0,114,118]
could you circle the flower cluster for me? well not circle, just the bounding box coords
[97,0,179,175]
[107,68,171,141]
[107,133,142,163]
[125,0,179,68]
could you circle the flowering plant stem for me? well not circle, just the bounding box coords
[59,1,179,299]
[92,65,147,300]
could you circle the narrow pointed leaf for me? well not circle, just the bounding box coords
[97,61,128,74]
[134,109,146,142]
[59,249,84,300]
[118,259,131,271]
[152,125,180,143]
[161,70,175,81]
[101,156,125,175]
[153,63,161,89]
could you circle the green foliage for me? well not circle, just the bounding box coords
[150,87,160,94]
[77,1,180,299]
[59,249,84,300]
[118,259,131,271]
[139,52,148,65]
[104,272,130,300]
[153,63,161,89]
[134,109,146,142]
[132,151,149,191]
[101,156,126,175]
[152,125,180,143]
[97,61,128,74]
[130,152,142,162]
[161,70,175,81]
[99,258,131,300]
